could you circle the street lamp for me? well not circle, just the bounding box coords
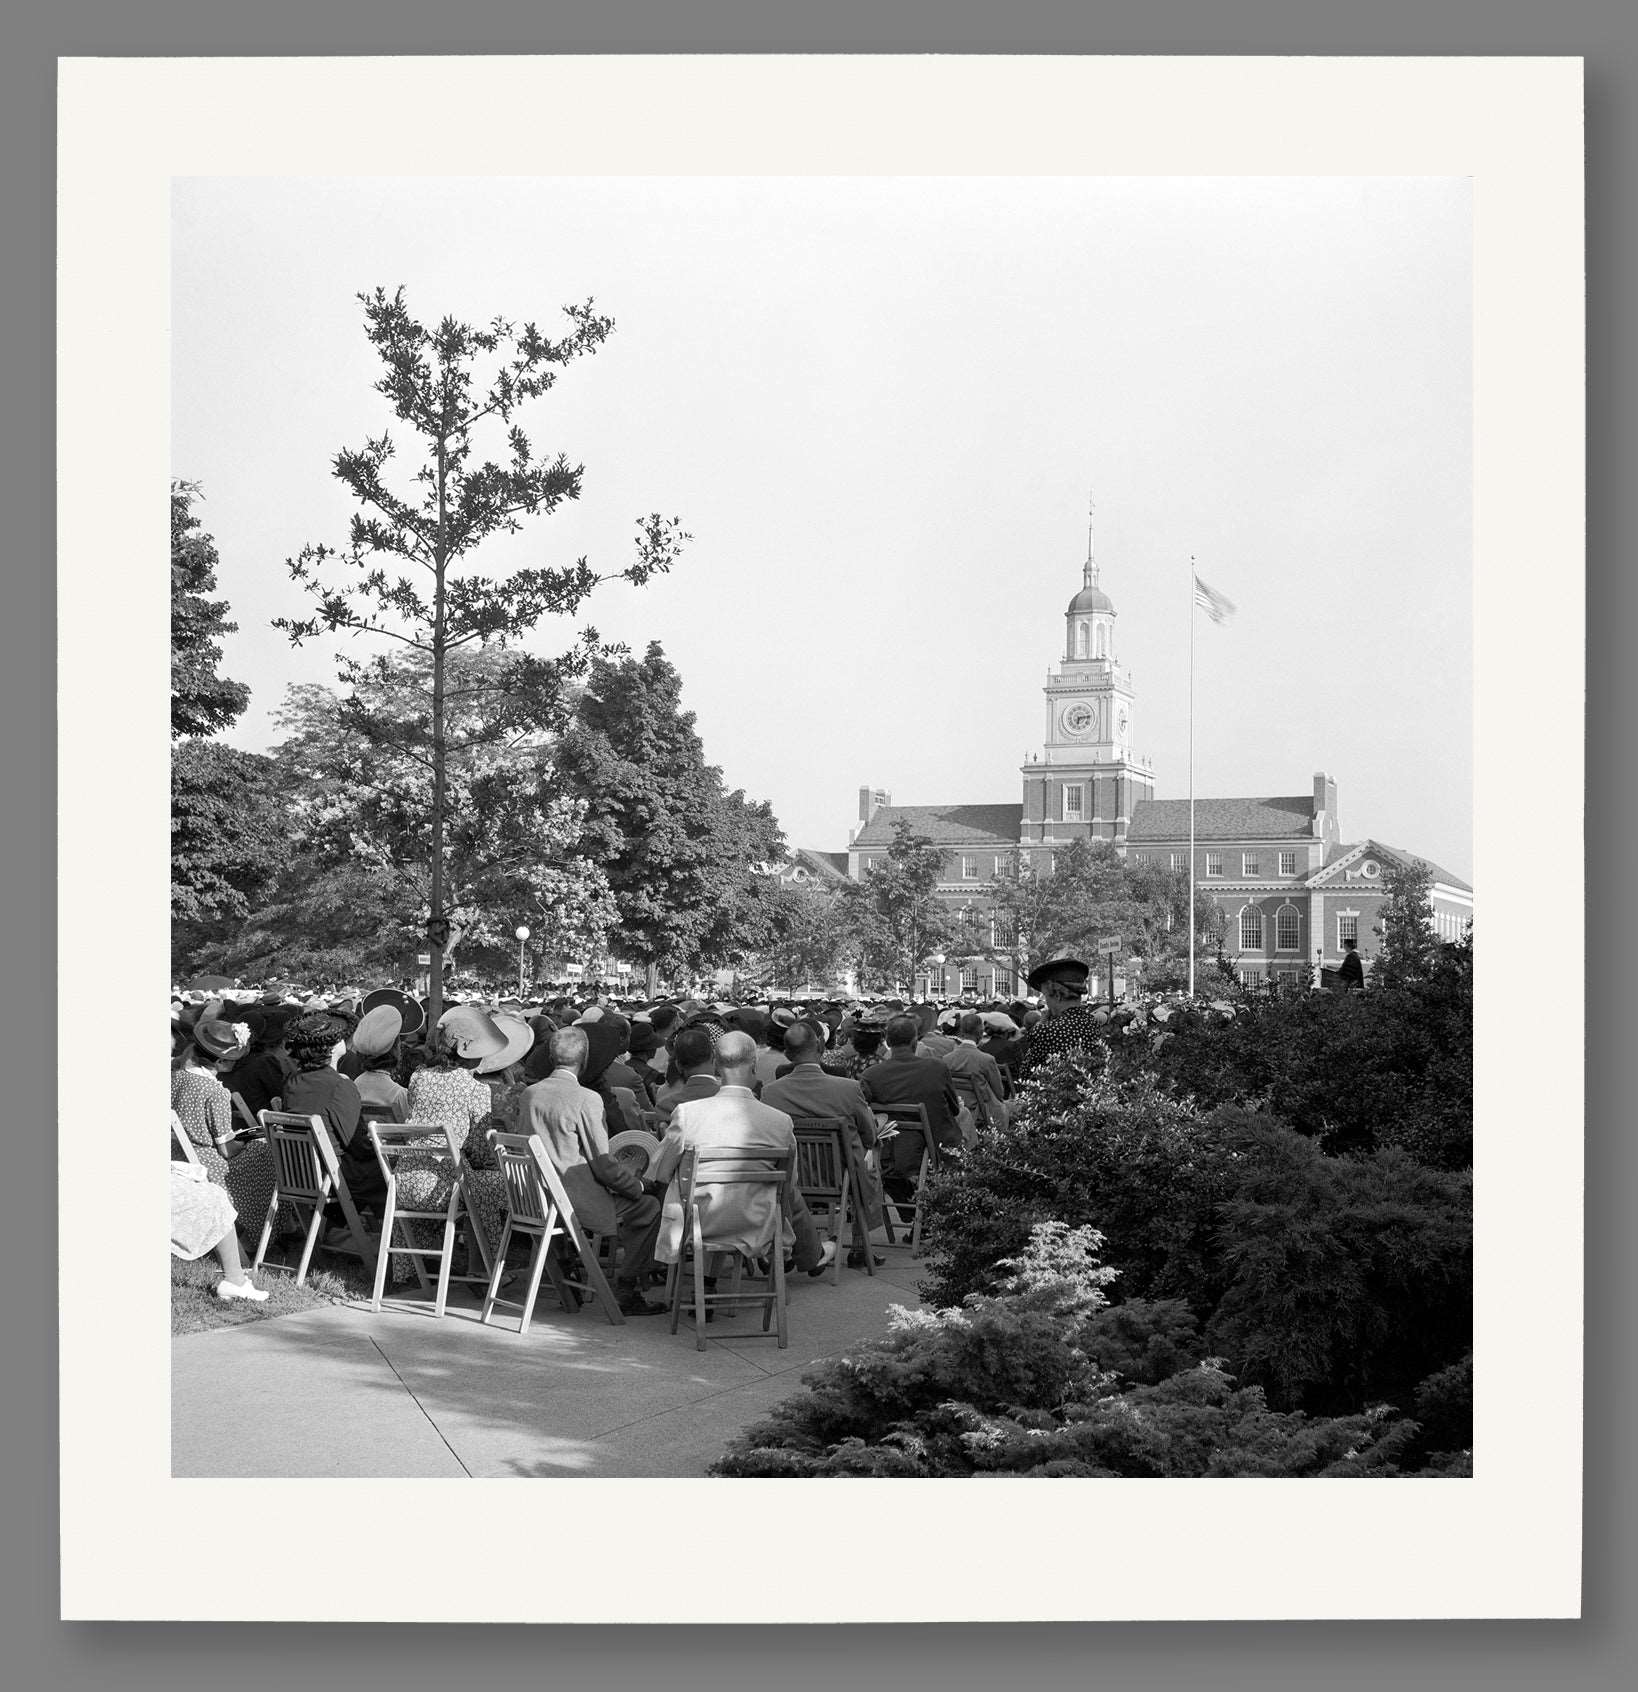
[514,925,531,1000]
[928,951,946,1001]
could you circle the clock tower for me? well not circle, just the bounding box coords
[1019,513,1156,852]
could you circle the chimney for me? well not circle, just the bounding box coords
[1312,772,1338,840]
[858,786,890,825]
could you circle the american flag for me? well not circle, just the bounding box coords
[1193,572,1235,625]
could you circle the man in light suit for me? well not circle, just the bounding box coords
[941,1012,1011,1130]
[650,1033,836,1278]
[761,1021,886,1268]
[524,1025,665,1316]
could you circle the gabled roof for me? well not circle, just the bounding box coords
[1127,796,1317,842]
[853,803,1023,848]
[1307,839,1472,894]
[791,847,849,882]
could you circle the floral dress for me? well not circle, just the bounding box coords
[170,1065,278,1245]
[384,1067,509,1283]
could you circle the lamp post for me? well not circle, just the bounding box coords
[514,925,530,1000]
[928,951,946,1001]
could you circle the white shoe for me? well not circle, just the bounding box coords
[216,1277,270,1303]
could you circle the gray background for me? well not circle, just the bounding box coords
[4,1,1628,1686]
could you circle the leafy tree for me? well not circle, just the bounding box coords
[171,481,250,739]
[1372,853,1445,989]
[556,642,786,988]
[753,881,851,996]
[837,819,952,993]
[273,286,687,1022]
[268,646,618,971]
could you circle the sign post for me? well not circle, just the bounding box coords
[1095,935,1122,1004]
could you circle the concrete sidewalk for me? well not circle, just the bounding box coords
[173,1256,927,1478]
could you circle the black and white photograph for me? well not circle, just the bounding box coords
[58,54,1583,1623]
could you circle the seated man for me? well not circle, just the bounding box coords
[761,1021,886,1268]
[523,1025,665,1316]
[653,1024,721,1121]
[650,1032,836,1280]
[860,1014,964,1215]
[941,1011,1010,1130]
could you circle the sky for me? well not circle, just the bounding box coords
[173,175,1472,879]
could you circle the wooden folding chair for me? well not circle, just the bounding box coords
[479,1132,625,1333]
[667,1146,791,1352]
[170,1113,201,1164]
[873,1102,941,1258]
[251,1111,377,1287]
[367,1123,496,1318]
[230,1091,261,1135]
[790,1117,864,1283]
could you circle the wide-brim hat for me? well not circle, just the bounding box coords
[475,1014,535,1075]
[350,1004,403,1060]
[192,1016,251,1063]
[1025,955,1092,992]
[437,1003,508,1062]
[362,987,426,1037]
[980,1011,1019,1034]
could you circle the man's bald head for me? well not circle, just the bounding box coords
[714,1030,757,1079]
[782,1021,823,1064]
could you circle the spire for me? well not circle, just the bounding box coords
[1084,489,1098,589]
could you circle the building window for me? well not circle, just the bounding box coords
[960,966,978,993]
[1279,850,1298,876]
[1133,851,1151,866]
[1337,912,1359,947]
[1171,852,1183,872]
[1205,852,1224,877]
[1275,904,1301,951]
[1277,968,1301,987]
[987,913,998,947]
[1064,785,1084,820]
[1239,907,1264,950]
[961,854,978,879]
[1243,852,1260,877]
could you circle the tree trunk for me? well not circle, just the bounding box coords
[426,436,450,1029]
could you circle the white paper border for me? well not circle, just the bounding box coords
[59,54,1583,1622]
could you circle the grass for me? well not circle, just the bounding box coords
[170,1246,375,1337]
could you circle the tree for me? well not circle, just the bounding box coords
[557,642,786,987]
[268,646,619,971]
[754,880,851,995]
[837,819,952,993]
[1372,854,1445,989]
[171,481,250,739]
[274,286,687,1022]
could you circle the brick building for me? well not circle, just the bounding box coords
[834,531,1471,997]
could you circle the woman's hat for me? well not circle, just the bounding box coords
[1025,955,1091,992]
[192,1017,251,1063]
[475,1014,535,1076]
[362,987,425,1036]
[437,1004,508,1062]
[350,1005,403,1060]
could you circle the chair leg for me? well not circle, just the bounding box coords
[370,1190,397,1312]
[252,1196,277,1275]
[517,1230,551,1337]
[480,1221,515,1325]
[692,1215,709,1351]
[294,1199,324,1287]
[771,1234,788,1348]
[667,1251,684,1334]
[433,1206,458,1319]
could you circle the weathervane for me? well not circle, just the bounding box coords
[1084,486,1098,590]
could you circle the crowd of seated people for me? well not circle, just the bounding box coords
[169,966,1103,1311]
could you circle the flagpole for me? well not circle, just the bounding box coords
[1188,555,1196,998]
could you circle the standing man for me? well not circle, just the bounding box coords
[1336,936,1366,993]
[1012,956,1101,1082]
[523,1025,666,1316]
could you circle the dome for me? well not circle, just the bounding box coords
[1067,583,1113,615]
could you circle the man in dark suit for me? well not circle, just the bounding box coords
[941,1011,1010,1129]
[523,1025,665,1316]
[860,1015,963,1213]
[761,1021,885,1267]
[653,1024,722,1121]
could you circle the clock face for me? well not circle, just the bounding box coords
[1062,701,1095,738]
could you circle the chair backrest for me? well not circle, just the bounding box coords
[489,1130,551,1228]
[170,1112,201,1165]
[230,1091,260,1133]
[368,1121,459,1184]
[676,1144,793,1217]
[790,1117,849,1199]
[874,1101,940,1171]
[257,1110,341,1201]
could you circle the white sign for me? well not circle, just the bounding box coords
[1095,936,1123,957]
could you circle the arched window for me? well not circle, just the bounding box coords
[1074,620,1088,657]
[1275,903,1301,951]
[1095,623,1108,657]
[1239,905,1264,950]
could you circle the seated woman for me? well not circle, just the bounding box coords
[350,1006,410,1126]
[169,1017,278,1248]
[170,1116,268,1302]
[279,1012,380,1230]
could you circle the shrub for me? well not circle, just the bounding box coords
[713,1224,1444,1478]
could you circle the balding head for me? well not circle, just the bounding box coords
[957,1012,983,1039]
[714,1030,757,1082]
[782,1020,823,1065]
[548,1025,588,1074]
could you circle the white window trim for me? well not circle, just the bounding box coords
[1205,852,1225,877]
[1275,902,1302,953]
[1238,904,1265,951]
[1336,908,1361,948]
[1063,783,1085,821]
[960,854,978,879]
[1278,850,1298,876]
[1242,852,1261,877]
